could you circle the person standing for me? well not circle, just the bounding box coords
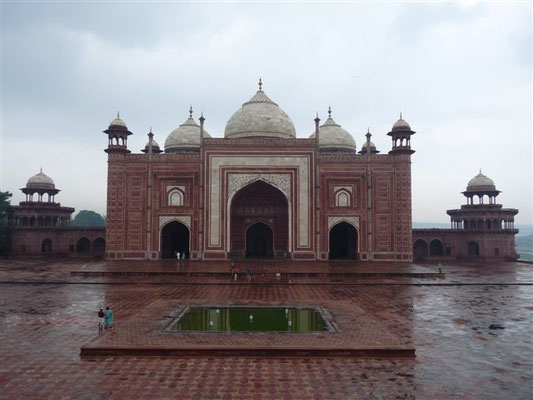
[98,308,105,332]
[176,251,181,261]
[104,306,114,330]
[246,267,252,282]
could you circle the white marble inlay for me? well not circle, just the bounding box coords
[208,156,310,248]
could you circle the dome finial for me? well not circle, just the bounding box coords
[400,112,402,119]
[149,126,152,133]
[258,77,262,91]
[117,111,120,119]
[189,105,193,118]
[40,166,42,173]
[328,106,332,119]
[479,168,482,174]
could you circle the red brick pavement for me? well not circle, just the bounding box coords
[0,260,532,399]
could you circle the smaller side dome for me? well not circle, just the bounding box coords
[144,138,160,150]
[26,169,55,190]
[359,141,379,154]
[141,129,163,153]
[359,130,380,154]
[309,108,356,152]
[392,115,411,132]
[467,170,496,192]
[165,110,211,152]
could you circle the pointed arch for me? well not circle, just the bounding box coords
[335,189,352,207]
[229,180,289,259]
[328,221,359,260]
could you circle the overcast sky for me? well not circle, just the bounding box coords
[1,1,531,225]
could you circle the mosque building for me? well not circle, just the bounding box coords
[7,81,519,262]
[103,81,415,261]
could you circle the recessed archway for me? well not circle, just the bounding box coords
[161,221,190,259]
[230,180,288,259]
[329,222,358,260]
[429,239,444,257]
[468,241,480,256]
[93,238,106,258]
[413,239,428,259]
[41,239,52,253]
[76,237,91,255]
[246,222,274,258]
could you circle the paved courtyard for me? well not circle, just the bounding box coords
[0,259,532,399]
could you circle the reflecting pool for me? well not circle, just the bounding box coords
[165,306,332,332]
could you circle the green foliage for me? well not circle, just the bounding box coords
[71,210,106,227]
[0,191,12,256]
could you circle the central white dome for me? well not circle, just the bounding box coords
[224,88,296,139]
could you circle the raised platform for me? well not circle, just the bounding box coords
[71,260,441,280]
[80,299,415,358]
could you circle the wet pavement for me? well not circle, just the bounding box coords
[0,259,532,399]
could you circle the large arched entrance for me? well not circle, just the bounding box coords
[161,221,190,259]
[230,180,288,259]
[329,222,358,260]
[246,222,273,258]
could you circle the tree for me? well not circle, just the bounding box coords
[71,210,106,227]
[0,191,12,257]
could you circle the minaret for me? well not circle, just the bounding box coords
[141,128,163,153]
[104,112,133,154]
[387,113,415,155]
[358,128,380,154]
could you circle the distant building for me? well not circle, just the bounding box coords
[7,170,106,257]
[412,171,519,261]
[103,81,415,261]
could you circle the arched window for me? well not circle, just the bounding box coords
[335,190,351,207]
[168,189,184,206]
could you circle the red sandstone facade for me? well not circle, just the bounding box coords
[412,171,518,261]
[103,85,415,261]
[8,170,106,257]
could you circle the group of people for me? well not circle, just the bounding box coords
[230,264,252,282]
[97,306,114,332]
[174,250,187,260]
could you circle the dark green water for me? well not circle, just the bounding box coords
[167,306,329,332]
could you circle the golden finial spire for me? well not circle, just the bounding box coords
[258,77,263,91]
[189,106,193,118]
[328,106,332,119]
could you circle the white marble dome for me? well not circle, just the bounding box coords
[225,88,296,139]
[309,115,356,152]
[26,169,55,190]
[467,171,496,191]
[165,116,211,152]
